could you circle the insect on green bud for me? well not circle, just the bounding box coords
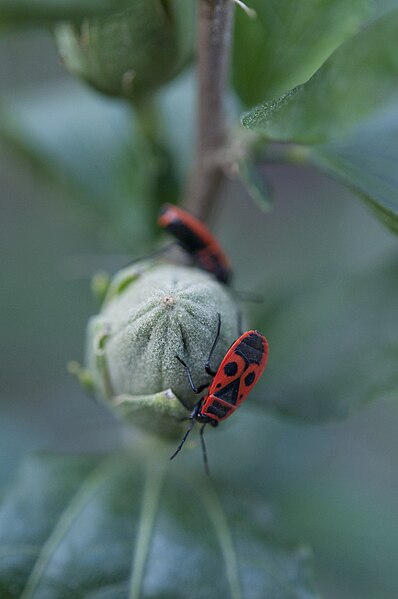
[74,261,241,438]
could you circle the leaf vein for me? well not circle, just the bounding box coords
[128,463,166,599]
[199,481,243,599]
[19,456,116,599]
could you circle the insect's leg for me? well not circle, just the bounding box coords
[170,400,202,460]
[176,356,209,394]
[199,424,210,476]
[170,420,196,460]
[205,312,221,376]
[177,397,204,421]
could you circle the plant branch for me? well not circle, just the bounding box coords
[183,0,234,221]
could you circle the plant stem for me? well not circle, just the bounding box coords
[183,0,234,221]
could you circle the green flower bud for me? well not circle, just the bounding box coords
[55,0,195,102]
[91,270,111,306]
[77,261,241,438]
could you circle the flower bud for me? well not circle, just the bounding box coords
[55,1,195,102]
[80,261,241,437]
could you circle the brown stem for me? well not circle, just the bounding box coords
[183,0,234,221]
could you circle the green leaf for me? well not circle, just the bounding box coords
[237,158,273,212]
[0,79,178,250]
[241,10,398,233]
[54,1,195,103]
[253,256,398,422]
[308,107,398,233]
[0,0,132,25]
[241,10,398,143]
[279,477,398,599]
[233,0,373,108]
[0,452,318,598]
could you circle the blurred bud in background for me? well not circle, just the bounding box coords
[55,0,195,102]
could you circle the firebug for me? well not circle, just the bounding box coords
[171,313,268,473]
[158,203,232,284]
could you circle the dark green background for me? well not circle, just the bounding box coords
[0,27,397,599]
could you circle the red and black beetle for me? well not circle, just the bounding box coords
[158,203,232,285]
[171,314,268,473]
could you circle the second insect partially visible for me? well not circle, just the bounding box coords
[158,203,232,285]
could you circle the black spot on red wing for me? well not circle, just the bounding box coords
[244,371,255,386]
[239,394,243,400]
[235,333,265,368]
[224,361,238,377]
[206,401,232,419]
[167,221,206,252]
[216,383,222,388]
[247,332,265,351]
[214,378,240,405]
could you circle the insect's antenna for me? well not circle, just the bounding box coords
[122,241,177,270]
[170,419,196,461]
[199,424,210,476]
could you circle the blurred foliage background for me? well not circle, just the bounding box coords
[0,3,397,598]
